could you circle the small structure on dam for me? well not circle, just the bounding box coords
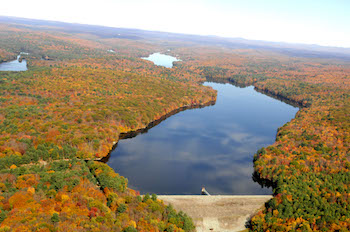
[201,187,211,196]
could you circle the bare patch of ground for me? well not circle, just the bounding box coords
[158,195,271,232]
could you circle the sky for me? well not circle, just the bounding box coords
[1,0,349,48]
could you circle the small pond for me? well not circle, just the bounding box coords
[142,52,180,68]
[0,55,28,71]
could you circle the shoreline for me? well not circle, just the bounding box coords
[205,77,305,108]
[119,100,216,140]
[97,99,216,162]
[97,77,307,163]
[253,86,306,108]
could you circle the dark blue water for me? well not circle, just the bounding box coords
[0,55,27,71]
[107,82,298,195]
[142,53,180,68]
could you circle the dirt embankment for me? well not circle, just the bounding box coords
[158,195,272,232]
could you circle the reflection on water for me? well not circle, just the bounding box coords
[107,82,299,195]
[0,55,28,71]
[142,52,180,68]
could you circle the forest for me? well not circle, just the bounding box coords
[0,18,349,231]
[0,22,216,231]
[171,45,350,231]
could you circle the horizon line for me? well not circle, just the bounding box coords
[1,14,350,50]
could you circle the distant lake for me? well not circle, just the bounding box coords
[142,53,180,68]
[0,55,28,71]
[106,82,299,195]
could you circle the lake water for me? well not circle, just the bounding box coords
[142,53,180,68]
[106,82,299,195]
[0,55,28,71]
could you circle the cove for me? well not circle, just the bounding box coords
[106,82,299,195]
[0,55,28,71]
[141,53,180,68]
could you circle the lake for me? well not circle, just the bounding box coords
[142,52,180,68]
[0,55,28,71]
[106,81,299,195]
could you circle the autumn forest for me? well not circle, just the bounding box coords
[0,16,350,231]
